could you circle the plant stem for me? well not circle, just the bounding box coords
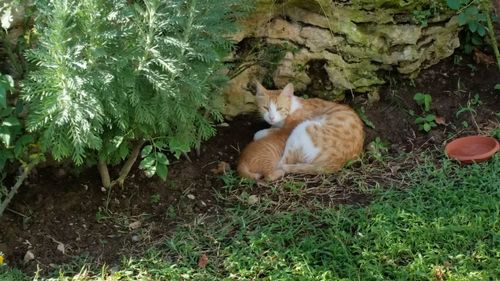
[485,6,500,71]
[111,139,145,188]
[98,157,111,188]
[0,164,34,217]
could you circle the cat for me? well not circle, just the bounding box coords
[249,81,365,180]
[237,115,300,181]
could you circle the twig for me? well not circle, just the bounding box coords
[0,163,34,217]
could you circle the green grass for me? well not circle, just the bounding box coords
[3,154,500,280]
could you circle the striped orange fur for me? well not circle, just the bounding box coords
[237,82,365,181]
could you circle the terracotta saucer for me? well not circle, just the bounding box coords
[445,135,499,164]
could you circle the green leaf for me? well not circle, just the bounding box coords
[169,138,190,159]
[468,21,478,33]
[14,135,34,157]
[0,130,12,146]
[476,23,485,36]
[446,0,461,10]
[118,144,129,160]
[0,74,14,89]
[425,114,436,122]
[156,152,169,165]
[413,93,432,112]
[139,155,155,169]
[0,88,6,109]
[141,145,153,157]
[156,163,168,180]
[471,34,483,45]
[458,13,467,26]
[2,116,21,127]
[423,123,431,132]
[494,84,500,90]
[464,6,479,16]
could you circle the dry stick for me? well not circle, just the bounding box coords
[111,139,146,188]
[0,164,34,217]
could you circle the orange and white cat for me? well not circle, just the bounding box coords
[237,116,300,180]
[238,81,364,181]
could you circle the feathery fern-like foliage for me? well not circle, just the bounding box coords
[22,0,251,182]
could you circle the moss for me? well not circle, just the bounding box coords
[223,0,460,115]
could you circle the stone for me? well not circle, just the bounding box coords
[222,0,462,116]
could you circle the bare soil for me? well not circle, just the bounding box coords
[1,54,499,275]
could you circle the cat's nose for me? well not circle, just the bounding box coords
[269,116,275,122]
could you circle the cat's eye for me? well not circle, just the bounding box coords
[277,107,284,111]
[262,106,269,111]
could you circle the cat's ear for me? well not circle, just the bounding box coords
[255,80,266,97]
[280,83,294,99]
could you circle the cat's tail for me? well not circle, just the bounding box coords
[237,163,262,180]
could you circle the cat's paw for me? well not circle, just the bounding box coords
[254,129,270,140]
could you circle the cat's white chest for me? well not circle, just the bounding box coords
[283,119,323,163]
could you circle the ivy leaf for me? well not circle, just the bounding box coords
[156,152,169,165]
[141,145,153,157]
[423,123,432,132]
[156,162,168,181]
[446,0,461,10]
[139,155,155,169]
[495,84,500,90]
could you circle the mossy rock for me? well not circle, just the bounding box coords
[223,0,460,116]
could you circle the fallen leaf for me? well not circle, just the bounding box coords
[435,116,446,125]
[128,221,142,230]
[198,254,208,268]
[187,194,196,200]
[23,250,35,263]
[211,161,230,174]
[247,195,259,205]
[217,122,230,127]
[473,49,495,65]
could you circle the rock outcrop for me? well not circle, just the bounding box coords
[223,0,461,116]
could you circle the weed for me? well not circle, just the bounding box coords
[356,106,375,129]
[456,94,481,117]
[367,137,390,161]
[413,92,432,112]
[150,194,161,205]
[491,127,500,139]
[446,0,500,69]
[412,92,437,132]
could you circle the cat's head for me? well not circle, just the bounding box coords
[255,81,294,126]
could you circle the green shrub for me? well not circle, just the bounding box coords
[22,0,251,187]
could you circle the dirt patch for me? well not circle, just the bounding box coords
[0,54,499,275]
